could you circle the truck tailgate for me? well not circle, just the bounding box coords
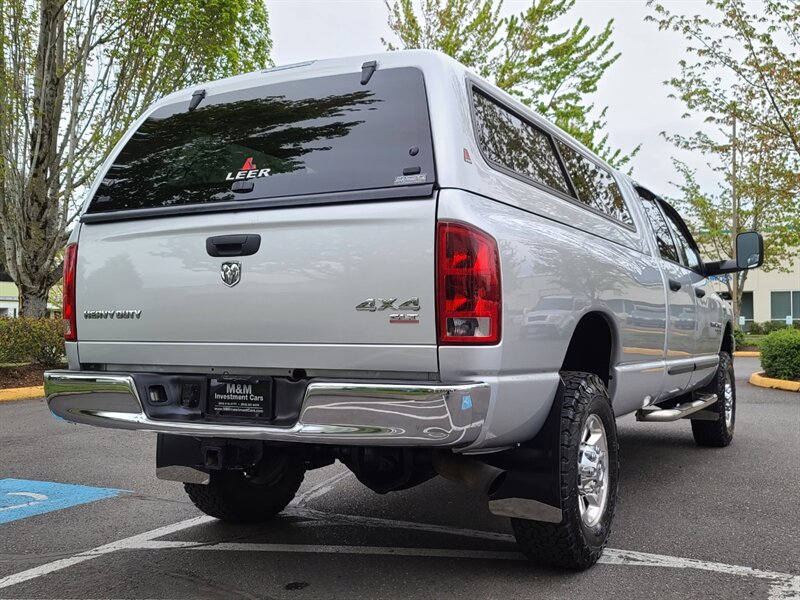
[75,198,437,373]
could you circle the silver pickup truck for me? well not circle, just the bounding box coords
[44,50,763,570]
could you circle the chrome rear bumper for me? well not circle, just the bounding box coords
[44,371,489,447]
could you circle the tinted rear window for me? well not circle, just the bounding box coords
[87,68,434,214]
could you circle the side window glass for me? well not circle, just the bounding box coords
[664,216,689,265]
[684,244,702,271]
[556,141,633,225]
[640,198,679,262]
[472,90,571,195]
[662,206,702,272]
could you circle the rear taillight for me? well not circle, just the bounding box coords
[436,221,501,345]
[63,243,78,341]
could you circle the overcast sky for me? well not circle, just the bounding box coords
[267,0,731,198]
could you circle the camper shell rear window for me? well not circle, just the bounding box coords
[86,67,435,216]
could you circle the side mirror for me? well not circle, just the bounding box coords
[736,231,763,270]
[704,231,764,275]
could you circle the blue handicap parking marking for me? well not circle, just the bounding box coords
[0,479,123,524]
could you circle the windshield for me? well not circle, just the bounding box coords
[87,67,434,214]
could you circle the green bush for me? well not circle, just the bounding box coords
[0,318,65,366]
[743,334,763,348]
[760,329,800,381]
[761,320,789,334]
[747,321,764,335]
[732,328,745,349]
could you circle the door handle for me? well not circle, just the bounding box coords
[668,278,682,292]
[695,287,706,298]
[206,234,261,257]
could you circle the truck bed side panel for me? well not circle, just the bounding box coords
[438,189,668,449]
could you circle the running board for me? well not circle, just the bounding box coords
[635,393,718,422]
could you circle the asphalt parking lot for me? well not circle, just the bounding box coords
[1,356,798,599]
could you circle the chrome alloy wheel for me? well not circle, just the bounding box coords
[578,414,610,528]
[723,371,734,429]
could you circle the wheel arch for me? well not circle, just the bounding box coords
[721,320,734,356]
[559,311,617,390]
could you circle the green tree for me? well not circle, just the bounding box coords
[0,0,272,316]
[382,0,638,169]
[648,0,799,156]
[649,0,800,323]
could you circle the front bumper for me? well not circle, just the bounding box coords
[44,371,489,447]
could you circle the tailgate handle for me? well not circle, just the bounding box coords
[206,234,261,257]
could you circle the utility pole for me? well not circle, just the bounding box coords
[731,109,739,327]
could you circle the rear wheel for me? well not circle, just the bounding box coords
[511,371,619,570]
[691,351,735,447]
[185,454,305,523]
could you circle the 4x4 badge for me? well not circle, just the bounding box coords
[220,262,242,287]
[356,297,420,312]
[356,297,420,324]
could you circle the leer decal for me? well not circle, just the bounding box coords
[225,157,271,182]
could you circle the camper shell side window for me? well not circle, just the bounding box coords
[468,83,634,230]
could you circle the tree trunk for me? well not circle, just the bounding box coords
[734,271,750,331]
[4,0,66,319]
[18,284,50,318]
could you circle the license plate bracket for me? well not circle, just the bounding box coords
[207,378,273,419]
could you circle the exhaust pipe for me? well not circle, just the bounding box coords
[432,450,506,496]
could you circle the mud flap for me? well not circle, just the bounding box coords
[484,381,564,523]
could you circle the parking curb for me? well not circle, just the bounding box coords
[0,386,45,402]
[749,371,800,392]
[734,351,761,357]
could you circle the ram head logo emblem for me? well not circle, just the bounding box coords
[220,261,242,287]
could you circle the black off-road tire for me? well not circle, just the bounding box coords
[691,351,735,447]
[511,371,619,570]
[185,455,305,523]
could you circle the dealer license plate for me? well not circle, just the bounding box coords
[208,379,272,419]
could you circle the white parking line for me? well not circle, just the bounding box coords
[2,489,798,599]
[105,536,800,599]
[0,468,351,591]
[121,508,800,600]
[601,549,800,600]
[138,541,527,561]
[285,505,516,543]
[0,516,214,590]
[281,511,800,599]
[290,469,351,507]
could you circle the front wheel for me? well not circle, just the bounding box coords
[511,371,619,570]
[691,351,735,447]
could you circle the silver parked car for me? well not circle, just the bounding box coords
[45,50,763,570]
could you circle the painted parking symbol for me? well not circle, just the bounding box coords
[0,479,123,525]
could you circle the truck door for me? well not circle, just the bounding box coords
[638,196,696,395]
[658,201,719,387]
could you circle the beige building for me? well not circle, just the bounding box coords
[710,254,800,329]
[0,274,58,317]
[0,280,22,317]
[739,255,800,327]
